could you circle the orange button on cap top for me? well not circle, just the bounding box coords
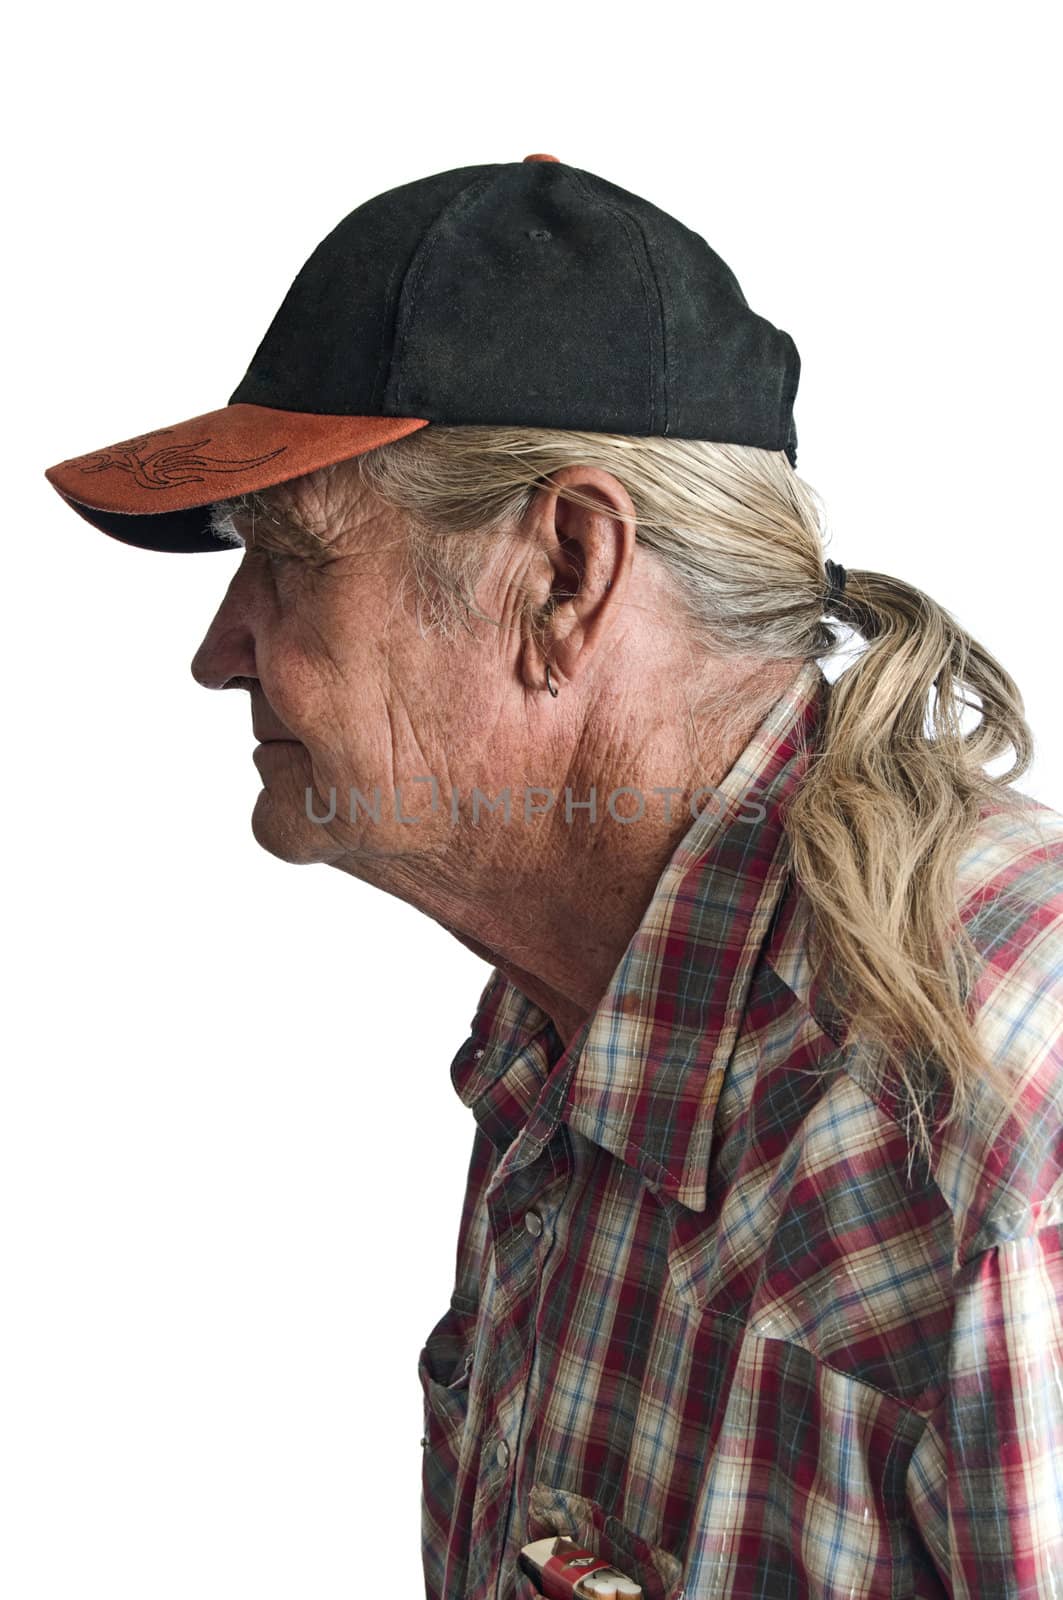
[523,153,559,162]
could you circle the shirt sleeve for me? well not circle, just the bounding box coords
[906,1223,1063,1598]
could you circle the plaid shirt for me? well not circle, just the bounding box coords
[418,658,1063,1600]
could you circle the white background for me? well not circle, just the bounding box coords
[5,4,1061,1596]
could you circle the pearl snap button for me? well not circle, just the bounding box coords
[495,1438,510,1469]
[524,1210,543,1237]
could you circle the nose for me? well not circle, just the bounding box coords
[190,562,259,690]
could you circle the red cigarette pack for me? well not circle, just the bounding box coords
[517,1534,643,1598]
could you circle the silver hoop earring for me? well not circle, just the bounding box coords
[544,662,559,697]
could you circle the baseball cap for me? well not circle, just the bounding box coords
[43,153,801,555]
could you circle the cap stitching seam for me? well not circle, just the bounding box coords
[387,171,503,415]
[564,169,665,434]
[372,253,406,414]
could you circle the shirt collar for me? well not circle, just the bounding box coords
[449,658,830,1212]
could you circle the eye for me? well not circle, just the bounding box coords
[260,547,300,572]
[250,543,313,576]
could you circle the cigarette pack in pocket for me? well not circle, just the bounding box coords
[518,1534,643,1598]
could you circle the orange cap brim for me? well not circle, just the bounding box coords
[43,402,430,552]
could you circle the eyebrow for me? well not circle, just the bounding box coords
[208,494,327,557]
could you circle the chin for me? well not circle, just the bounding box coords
[250,791,337,865]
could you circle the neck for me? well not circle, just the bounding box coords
[407,661,802,1044]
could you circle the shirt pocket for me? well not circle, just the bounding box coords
[417,1292,478,1471]
[525,1482,686,1600]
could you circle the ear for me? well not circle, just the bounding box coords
[517,465,637,695]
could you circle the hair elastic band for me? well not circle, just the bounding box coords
[823,559,848,613]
